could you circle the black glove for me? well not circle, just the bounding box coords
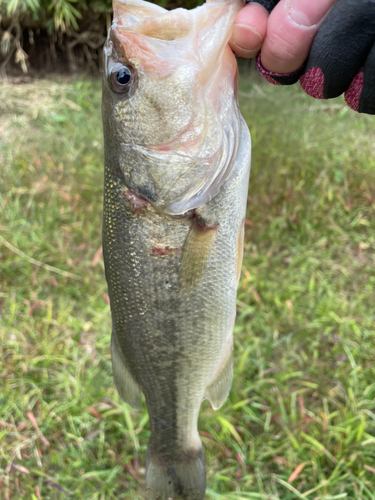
[253,0,375,115]
[246,0,280,13]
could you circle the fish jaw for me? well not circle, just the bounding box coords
[102,0,244,215]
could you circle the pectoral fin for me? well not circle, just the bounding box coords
[179,218,218,290]
[204,346,233,410]
[111,332,142,411]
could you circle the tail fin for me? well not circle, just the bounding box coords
[145,446,206,500]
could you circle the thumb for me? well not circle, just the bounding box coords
[260,0,338,74]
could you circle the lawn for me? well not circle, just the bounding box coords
[1,74,375,500]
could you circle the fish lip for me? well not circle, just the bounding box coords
[164,114,241,215]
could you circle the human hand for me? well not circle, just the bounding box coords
[230,0,375,114]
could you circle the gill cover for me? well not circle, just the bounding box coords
[103,0,243,215]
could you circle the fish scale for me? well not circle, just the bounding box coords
[102,0,250,498]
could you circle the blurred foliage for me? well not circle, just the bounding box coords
[0,0,112,32]
[0,0,204,73]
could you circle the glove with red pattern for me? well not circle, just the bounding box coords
[252,0,375,114]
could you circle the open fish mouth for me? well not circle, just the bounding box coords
[103,0,243,216]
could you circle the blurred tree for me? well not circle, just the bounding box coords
[0,0,203,74]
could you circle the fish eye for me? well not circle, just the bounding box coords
[109,63,136,94]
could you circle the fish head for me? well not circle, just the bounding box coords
[102,0,244,214]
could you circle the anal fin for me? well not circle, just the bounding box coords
[111,332,142,411]
[204,346,233,410]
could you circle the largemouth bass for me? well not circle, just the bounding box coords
[101,0,250,498]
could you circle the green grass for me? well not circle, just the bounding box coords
[1,74,375,499]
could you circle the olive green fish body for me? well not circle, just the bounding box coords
[102,1,250,498]
[103,124,249,498]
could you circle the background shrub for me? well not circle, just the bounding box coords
[0,0,203,74]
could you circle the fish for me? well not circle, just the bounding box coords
[101,0,250,498]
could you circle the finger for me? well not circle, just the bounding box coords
[229,2,269,58]
[345,42,375,114]
[260,0,338,74]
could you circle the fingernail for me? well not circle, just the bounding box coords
[231,40,261,58]
[232,24,263,52]
[288,0,333,27]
